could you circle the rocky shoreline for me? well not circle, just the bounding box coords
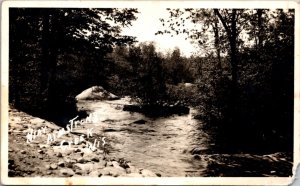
[8,107,160,177]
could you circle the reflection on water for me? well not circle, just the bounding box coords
[76,98,293,177]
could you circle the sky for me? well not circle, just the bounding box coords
[121,8,199,57]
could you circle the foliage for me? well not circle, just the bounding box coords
[159,8,294,153]
[9,8,294,153]
[9,8,138,123]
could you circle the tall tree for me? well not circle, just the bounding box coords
[9,8,138,116]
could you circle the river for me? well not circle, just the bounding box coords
[76,97,293,177]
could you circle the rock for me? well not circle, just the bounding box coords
[193,155,201,160]
[39,144,50,149]
[57,152,63,157]
[73,174,83,177]
[118,159,130,169]
[112,161,121,168]
[89,170,101,177]
[63,150,72,156]
[77,157,86,163]
[155,173,162,177]
[74,148,81,153]
[140,169,157,177]
[21,150,26,154]
[75,86,119,101]
[81,148,94,154]
[133,119,147,124]
[126,173,143,177]
[58,161,65,167]
[97,160,107,168]
[74,169,84,175]
[191,147,208,155]
[125,165,139,174]
[65,162,74,169]
[73,163,95,173]
[50,164,58,170]
[45,164,51,170]
[91,156,100,162]
[59,168,75,177]
[29,118,45,124]
[101,166,126,177]
[106,161,113,166]
[38,150,44,154]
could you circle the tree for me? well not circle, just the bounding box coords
[158,8,294,152]
[137,42,167,104]
[9,8,138,118]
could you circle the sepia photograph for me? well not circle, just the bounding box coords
[1,0,299,185]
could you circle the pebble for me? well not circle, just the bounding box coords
[73,163,95,173]
[64,150,72,156]
[59,168,75,177]
[98,160,107,168]
[126,165,139,174]
[45,164,51,170]
[77,157,86,163]
[126,173,143,177]
[74,148,81,153]
[75,170,83,175]
[140,169,157,177]
[50,164,58,170]
[58,161,65,167]
[193,155,201,160]
[106,161,113,166]
[91,157,99,162]
[89,170,100,177]
[112,161,123,170]
[39,144,50,149]
[101,166,126,177]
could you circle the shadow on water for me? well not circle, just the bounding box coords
[123,104,190,118]
[13,98,88,127]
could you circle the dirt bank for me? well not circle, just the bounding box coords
[8,107,160,177]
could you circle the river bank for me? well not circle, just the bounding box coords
[8,107,160,177]
[8,91,293,177]
[75,98,293,177]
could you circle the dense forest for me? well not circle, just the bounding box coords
[9,8,294,154]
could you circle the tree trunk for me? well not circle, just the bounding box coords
[214,9,239,125]
[40,10,59,112]
[230,10,238,101]
[257,9,263,50]
[212,18,222,75]
[40,11,50,94]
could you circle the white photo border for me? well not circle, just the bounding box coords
[1,1,299,185]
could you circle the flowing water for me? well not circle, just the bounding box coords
[76,98,293,177]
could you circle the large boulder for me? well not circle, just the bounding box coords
[75,86,119,101]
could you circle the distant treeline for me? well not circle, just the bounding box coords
[9,8,294,153]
